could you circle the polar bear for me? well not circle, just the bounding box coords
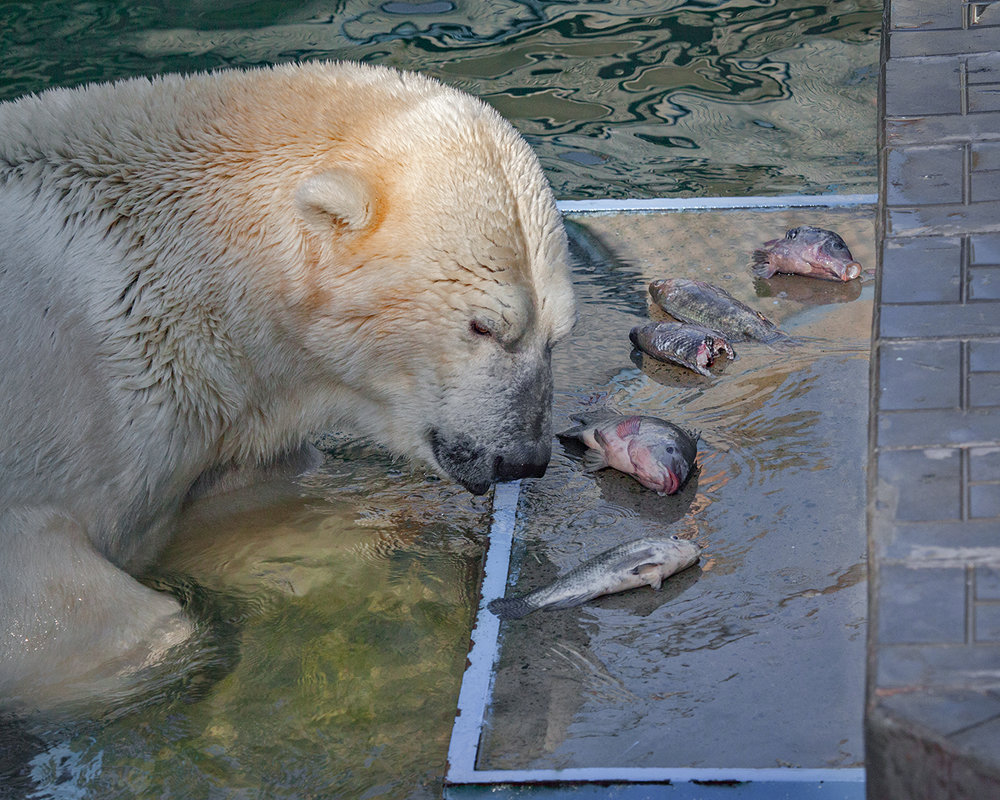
[0,62,575,706]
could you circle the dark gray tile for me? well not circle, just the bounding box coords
[874,519,1000,560]
[885,58,963,116]
[878,408,1000,448]
[879,302,1000,338]
[970,267,1000,299]
[882,236,962,303]
[973,172,1000,203]
[879,341,962,410]
[887,202,1000,238]
[970,373,1000,407]
[970,446,1000,480]
[969,340,1000,371]
[971,234,1000,265]
[976,603,1000,640]
[968,53,1000,84]
[973,143,1000,172]
[887,110,1000,146]
[892,29,1000,58]
[877,448,962,521]
[877,643,1000,688]
[970,83,1000,113]
[886,146,965,205]
[877,564,967,644]
[950,716,1000,764]
[970,483,1000,517]
[878,689,1000,737]
[890,0,965,31]
[976,566,1000,600]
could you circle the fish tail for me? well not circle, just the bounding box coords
[749,250,776,278]
[763,331,808,350]
[487,596,534,620]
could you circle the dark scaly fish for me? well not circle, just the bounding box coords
[558,412,698,495]
[487,535,702,620]
[750,226,862,282]
[648,277,786,344]
[629,321,736,377]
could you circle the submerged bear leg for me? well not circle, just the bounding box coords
[184,442,324,504]
[0,507,194,710]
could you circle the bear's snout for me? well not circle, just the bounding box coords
[428,428,551,495]
[494,442,549,482]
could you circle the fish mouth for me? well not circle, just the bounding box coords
[660,469,680,495]
[843,261,862,281]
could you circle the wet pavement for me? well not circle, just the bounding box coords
[446,206,874,798]
[866,1,1000,798]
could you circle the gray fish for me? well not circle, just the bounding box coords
[630,321,737,377]
[648,277,786,344]
[487,535,702,620]
[558,412,698,495]
[751,226,862,282]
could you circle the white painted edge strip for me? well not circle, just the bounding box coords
[556,193,877,214]
[445,479,521,782]
[450,766,866,785]
[444,479,864,787]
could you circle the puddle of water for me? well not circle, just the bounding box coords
[0,0,880,199]
[477,207,873,771]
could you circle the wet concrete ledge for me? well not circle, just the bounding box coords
[866,1,1000,798]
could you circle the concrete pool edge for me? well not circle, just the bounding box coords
[864,2,1000,798]
[556,193,878,214]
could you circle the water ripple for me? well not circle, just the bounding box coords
[0,0,880,199]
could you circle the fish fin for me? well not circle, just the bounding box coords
[615,416,641,438]
[612,546,658,573]
[749,250,777,278]
[543,591,599,611]
[582,449,608,473]
[556,424,585,440]
[560,412,622,437]
[487,596,535,620]
[632,563,664,590]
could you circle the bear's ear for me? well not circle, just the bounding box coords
[295,169,375,233]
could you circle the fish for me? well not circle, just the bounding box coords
[750,226,862,282]
[648,277,786,344]
[558,412,698,495]
[487,535,702,620]
[629,321,737,377]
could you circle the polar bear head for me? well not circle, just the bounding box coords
[18,63,576,496]
[278,66,576,493]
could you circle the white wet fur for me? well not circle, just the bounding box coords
[0,62,575,706]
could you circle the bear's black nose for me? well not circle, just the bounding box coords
[494,442,550,482]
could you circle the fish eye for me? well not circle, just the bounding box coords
[786,228,799,239]
[469,319,492,337]
[670,535,680,540]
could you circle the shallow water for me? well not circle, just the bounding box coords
[481,208,872,770]
[4,447,490,800]
[0,0,880,199]
[0,1,879,797]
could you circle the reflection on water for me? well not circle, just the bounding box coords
[481,208,871,770]
[3,446,488,799]
[0,0,880,198]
